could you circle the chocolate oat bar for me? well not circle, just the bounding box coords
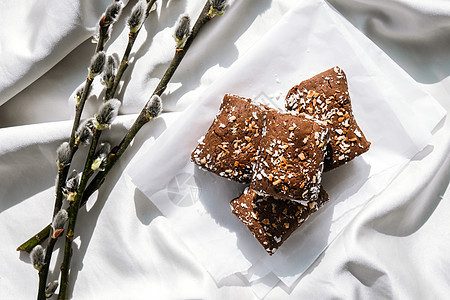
[285,66,371,171]
[231,187,329,255]
[191,94,269,183]
[250,110,329,201]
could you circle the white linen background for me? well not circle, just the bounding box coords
[0,1,449,300]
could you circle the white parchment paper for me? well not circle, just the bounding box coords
[128,0,446,297]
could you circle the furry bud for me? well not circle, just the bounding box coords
[102,55,118,89]
[127,1,146,33]
[63,170,81,201]
[56,142,71,169]
[30,245,45,271]
[91,142,111,171]
[89,51,106,78]
[174,14,190,48]
[208,0,227,17]
[51,209,68,239]
[75,118,94,146]
[74,85,92,105]
[104,1,123,24]
[94,99,121,130]
[145,95,162,120]
[45,281,59,298]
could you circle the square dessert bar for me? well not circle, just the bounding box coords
[231,187,329,255]
[285,66,371,171]
[191,94,268,183]
[250,110,329,201]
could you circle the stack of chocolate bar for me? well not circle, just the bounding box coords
[191,66,371,255]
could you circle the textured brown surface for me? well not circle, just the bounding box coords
[285,66,371,171]
[250,110,329,201]
[231,187,329,255]
[191,94,269,183]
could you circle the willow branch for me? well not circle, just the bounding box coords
[83,1,214,200]
[17,0,220,253]
[36,238,57,300]
[104,31,135,100]
[95,22,110,53]
[58,129,101,300]
[17,58,96,256]
[17,0,139,253]
[154,2,212,96]
[17,225,51,253]
[70,79,94,148]
[105,0,157,101]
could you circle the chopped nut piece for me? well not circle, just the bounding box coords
[272,179,282,186]
[308,202,317,209]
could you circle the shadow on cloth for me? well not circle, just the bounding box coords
[0,142,63,213]
[116,0,188,103]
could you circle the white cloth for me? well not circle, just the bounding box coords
[0,0,449,299]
